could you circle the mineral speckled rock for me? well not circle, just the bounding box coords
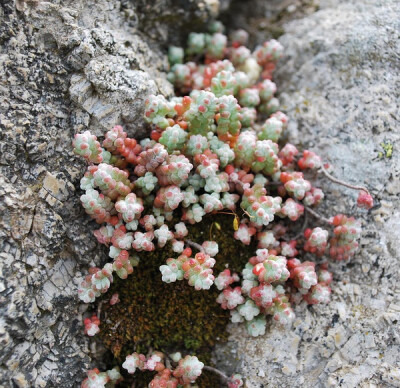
[214,0,400,387]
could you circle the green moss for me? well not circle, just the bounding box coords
[379,141,393,158]
[98,213,255,387]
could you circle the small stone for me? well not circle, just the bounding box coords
[13,373,28,388]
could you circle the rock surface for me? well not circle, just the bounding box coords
[215,0,400,387]
[1,0,399,387]
[0,0,219,386]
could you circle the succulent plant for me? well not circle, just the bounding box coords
[75,20,372,387]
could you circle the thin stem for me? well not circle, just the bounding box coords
[231,179,246,190]
[111,319,122,331]
[97,300,104,319]
[203,365,229,383]
[304,206,331,225]
[165,357,172,370]
[185,239,204,253]
[282,212,308,241]
[266,181,282,186]
[165,355,230,385]
[319,165,370,195]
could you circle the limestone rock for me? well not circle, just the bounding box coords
[215,0,400,386]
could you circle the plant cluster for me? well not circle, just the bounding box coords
[82,352,243,388]
[74,21,373,387]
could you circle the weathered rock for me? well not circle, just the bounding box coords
[0,0,219,386]
[215,0,400,386]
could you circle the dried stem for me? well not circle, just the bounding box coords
[97,300,104,319]
[282,212,308,241]
[111,319,122,332]
[319,165,370,195]
[203,365,229,384]
[185,239,204,253]
[164,355,230,386]
[304,206,331,225]
[266,181,282,187]
[232,179,246,190]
